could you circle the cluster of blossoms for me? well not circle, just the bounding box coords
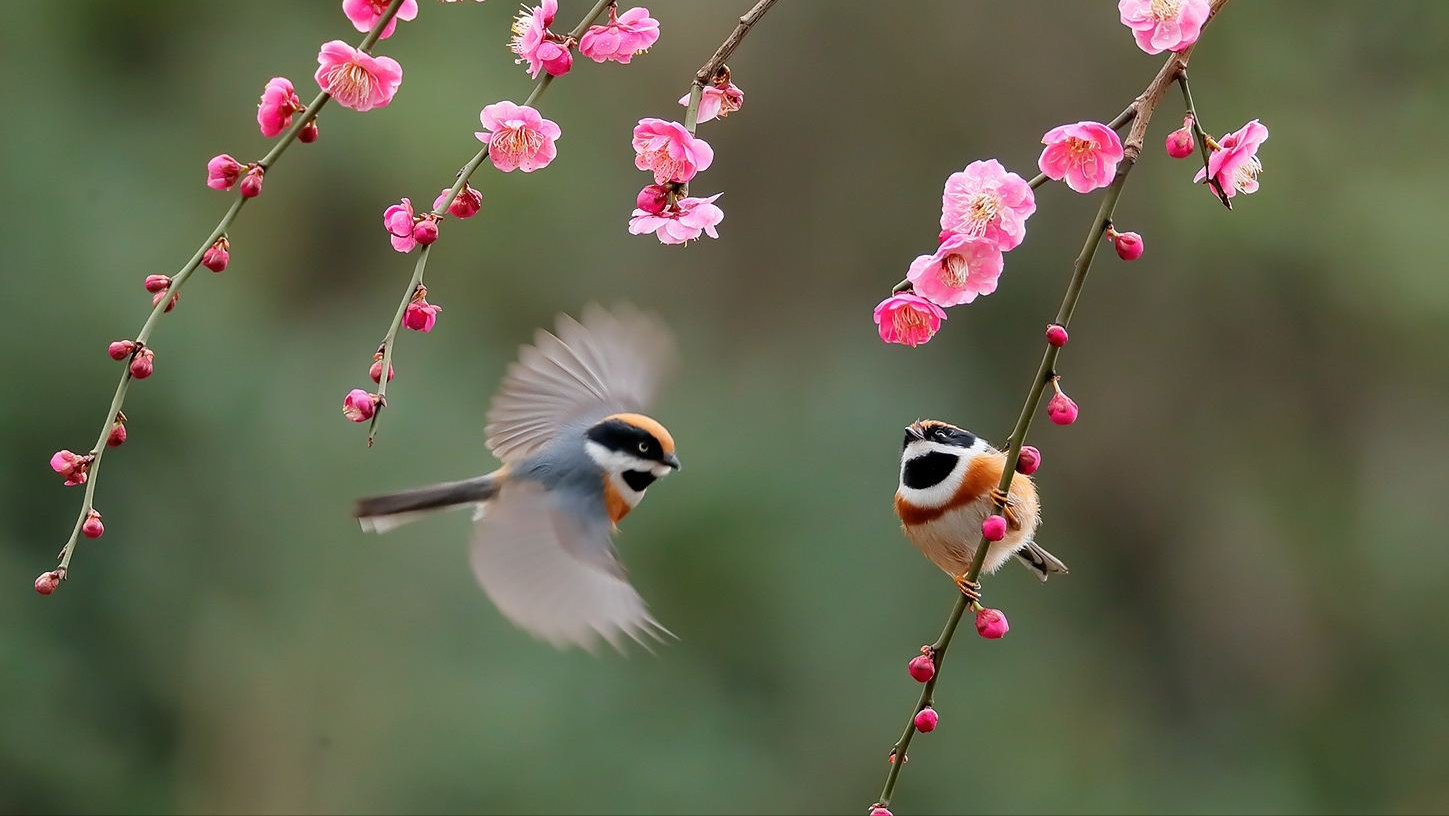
[510,0,659,78]
[627,68,743,245]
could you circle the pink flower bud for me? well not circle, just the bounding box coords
[541,42,573,77]
[50,450,92,486]
[108,340,137,361]
[981,514,1007,542]
[106,424,127,448]
[300,120,319,143]
[870,808,893,816]
[202,238,230,273]
[1045,323,1069,348]
[342,388,379,423]
[1015,445,1041,475]
[151,290,179,313]
[907,653,935,683]
[437,184,483,219]
[975,607,1010,639]
[239,166,265,198]
[34,570,61,596]
[82,511,104,539]
[913,707,939,733]
[1165,118,1195,159]
[206,154,243,190]
[1112,230,1144,261]
[143,274,172,293]
[403,298,442,333]
[636,184,670,215]
[130,348,155,380]
[369,360,395,383]
[412,217,440,246]
[1047,391,1078,425]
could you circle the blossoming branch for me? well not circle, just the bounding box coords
[34,0,418,597]
[627,0,777,245]
[868,1,1263,813]
[349,0,663,444]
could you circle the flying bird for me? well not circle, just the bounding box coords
[356,304,680,650]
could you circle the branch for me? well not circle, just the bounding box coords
[38,0,411,593]
[364,0,618,446]
[873,1,1233,810]
[1177,71,1234,209]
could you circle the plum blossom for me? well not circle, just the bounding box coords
[315,40,403,112]
[1195,119,1268,199]
[206,154,242,190]
[257,77,303,137]
[906,234,1004,307]
[343,389,380,422]
[384,197,417,252]
[435,184,482,218]
[628,194,723,245]
[579,6,660,64]
[678,82,744,123]
[940,159,1036,252]
[50,450,92,486]
[404,295,442,332]
[343,0,419,40]
[873,294,946,348]
[1118,0,1211,54]
[1038,121,1124,194]
[476,101,561,172]
[632,118,713,184]
[510,0,572,78]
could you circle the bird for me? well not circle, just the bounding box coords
[355,304,681,651]
[894,419,1067,601]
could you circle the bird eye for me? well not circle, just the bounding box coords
[638,441,650,453]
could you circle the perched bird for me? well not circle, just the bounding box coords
[894,419,1067,600]
[355,304,681,650]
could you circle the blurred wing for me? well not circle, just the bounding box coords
[469,482,671,651]
[485,303,676,464]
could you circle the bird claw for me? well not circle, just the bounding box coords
[954,574,982,604]
[989,487,1019,528]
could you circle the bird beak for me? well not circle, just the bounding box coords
[904,423,926,441]
[663,453,681,471]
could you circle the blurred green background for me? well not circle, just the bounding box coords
[5,1,1448,813]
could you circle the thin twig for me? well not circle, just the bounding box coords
[366,0,617,446]
[1177,71,1233,209]
[48,0,410,584]
[873,1,1234,809]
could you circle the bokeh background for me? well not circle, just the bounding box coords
[4,1,1448,813]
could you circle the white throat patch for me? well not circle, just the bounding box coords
[897,438,988,508]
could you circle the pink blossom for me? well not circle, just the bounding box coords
[82,511,104,539]
[981,514,1007,542]
[370,359,395,383]
[632,118,713,185]
[1195,119,1268,199]
[914,707,939,733]
[206,154,242,190]
[873,294,946,348]
[257,77,303,138]
[635,183,669,215]
[108,340,136,361]
[342,0,419,40]
[35,571,61,596]
[1118,0,1211,54]
[202,238,229,273]
[579,6,660,64]
[315,40,403,112]
[1038,121,1124,194]
[384,197,417,252]
[678,82,744,123]
[107,423,127,448]
[300,121,320,143]
[475,101,561,173]
[907,653,935,683]
[1047,390,1079,425]
[50,450,92,486]
[343,389,379,423]
[435,184,483,219]
[1015,445,1041,475]
[144,274,172,293]
[1111,229,1144,260]
[130,348,155,379]
[1165,117,1195,158]
[404,298,442,332]
[412,217,439,246]
[628,194,723,245]
[905,234,1003,307]
[1045,323,1069,348]
[975,608,1010,639]
[940,159,1036,252]
[509,0,569,79]
[239,166,264,198]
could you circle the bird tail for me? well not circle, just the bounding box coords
[1015,542,1069,582]
[355,470,504,534]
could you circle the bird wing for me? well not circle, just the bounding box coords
[470,481,671,650]
[485,303,676,464]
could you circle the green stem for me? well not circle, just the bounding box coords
[50,0,409,581]
[874,2,1234,806]
[1177,72,1233,209]
[365,0,617,445]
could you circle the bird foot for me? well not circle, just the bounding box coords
[954,574,982,604]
